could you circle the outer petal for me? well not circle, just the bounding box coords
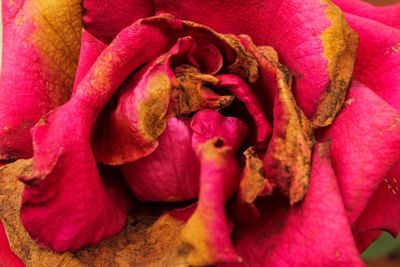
[0,221,24,267]
[230,144,364,267]
[83,0,154,43]
[342,14,400,111]
[333,0,400,29]
[155,0,357,123]
[353,163,400,251]
[0,0,82,160]
[121,118,200,202]
[20,17,179,251]
[323,81,400,223]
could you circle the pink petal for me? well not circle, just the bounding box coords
[217,74,272,144]
[121,118,200,202]
[155,0,357,122]
[178,138,241,266]
[191,109,248,152]
[323,81,400,223]
[0,0,82,160]
[83,0,154,43]
[92,37,195,165]
[353,162,400,251]
[230,144,364,267]
[20,17,179,251]
[72,30,107,95]
[342,13,400,111]
[0,221,24,267]
[333,0,400,29]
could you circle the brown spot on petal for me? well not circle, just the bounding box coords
[240,147,273,204]
[264,65,314,205]
[172,65,234,117]
[312,0,358,128]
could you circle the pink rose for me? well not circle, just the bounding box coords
[1,0,400,266]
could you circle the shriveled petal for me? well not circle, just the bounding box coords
[0,0,82,160]
[175,138,241,266]
[353,162,400,251]
[121,118,200,202]
[83,0,154,43]
[155,0,357,122]
[0,221,24,267]
[20,17,179,251]
[333,0,400,29]
[231,144,364,267]
[323,81,400,223]
[217,74,272,144]
[263,64,314,205]
[342,14,400,111]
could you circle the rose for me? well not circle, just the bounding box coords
[1,0,400,266]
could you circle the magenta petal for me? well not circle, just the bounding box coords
[191,109,248,152]
[342,13,400,111]
[121,118,200,202]
[0,0,82,160]
[323,81,400,223]
[353,162,400,251]
[231,144,364,267]
[83,0,154,43]
[0,221,24,267]
[72,30,107,94]
[333,0,400,29]
[217,74,272,144]
[20,17,178,251]
[179,138,241,265]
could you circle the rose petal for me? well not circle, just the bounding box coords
[19,17,179,251]
[333,0,400,29]
[121,118,200,202]
[217,74,272,144]
[83,0,155,43]
[263,63,314,205]
[0,220,24,267]
[0,0,82,160]
[155,0,357,122]
[341,14,400,111]
[231,144,364,267]
[191,109,248,152]
[176,138,241,266]
[72,30,107,94]
[323,81,400,223]
[353,163,400,251]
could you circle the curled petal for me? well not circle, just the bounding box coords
[83,0,155,43]
[217,74,272,144]
[0,0,82,160]
[121,118,200,202]
[263,64,314,205]
[323,81,400,223]
[155,0,357,122]
[0,221,24,267]
[20,17,179,251]
[333,0,400,29]
[176,138,241,266]
[233,144,364,267]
